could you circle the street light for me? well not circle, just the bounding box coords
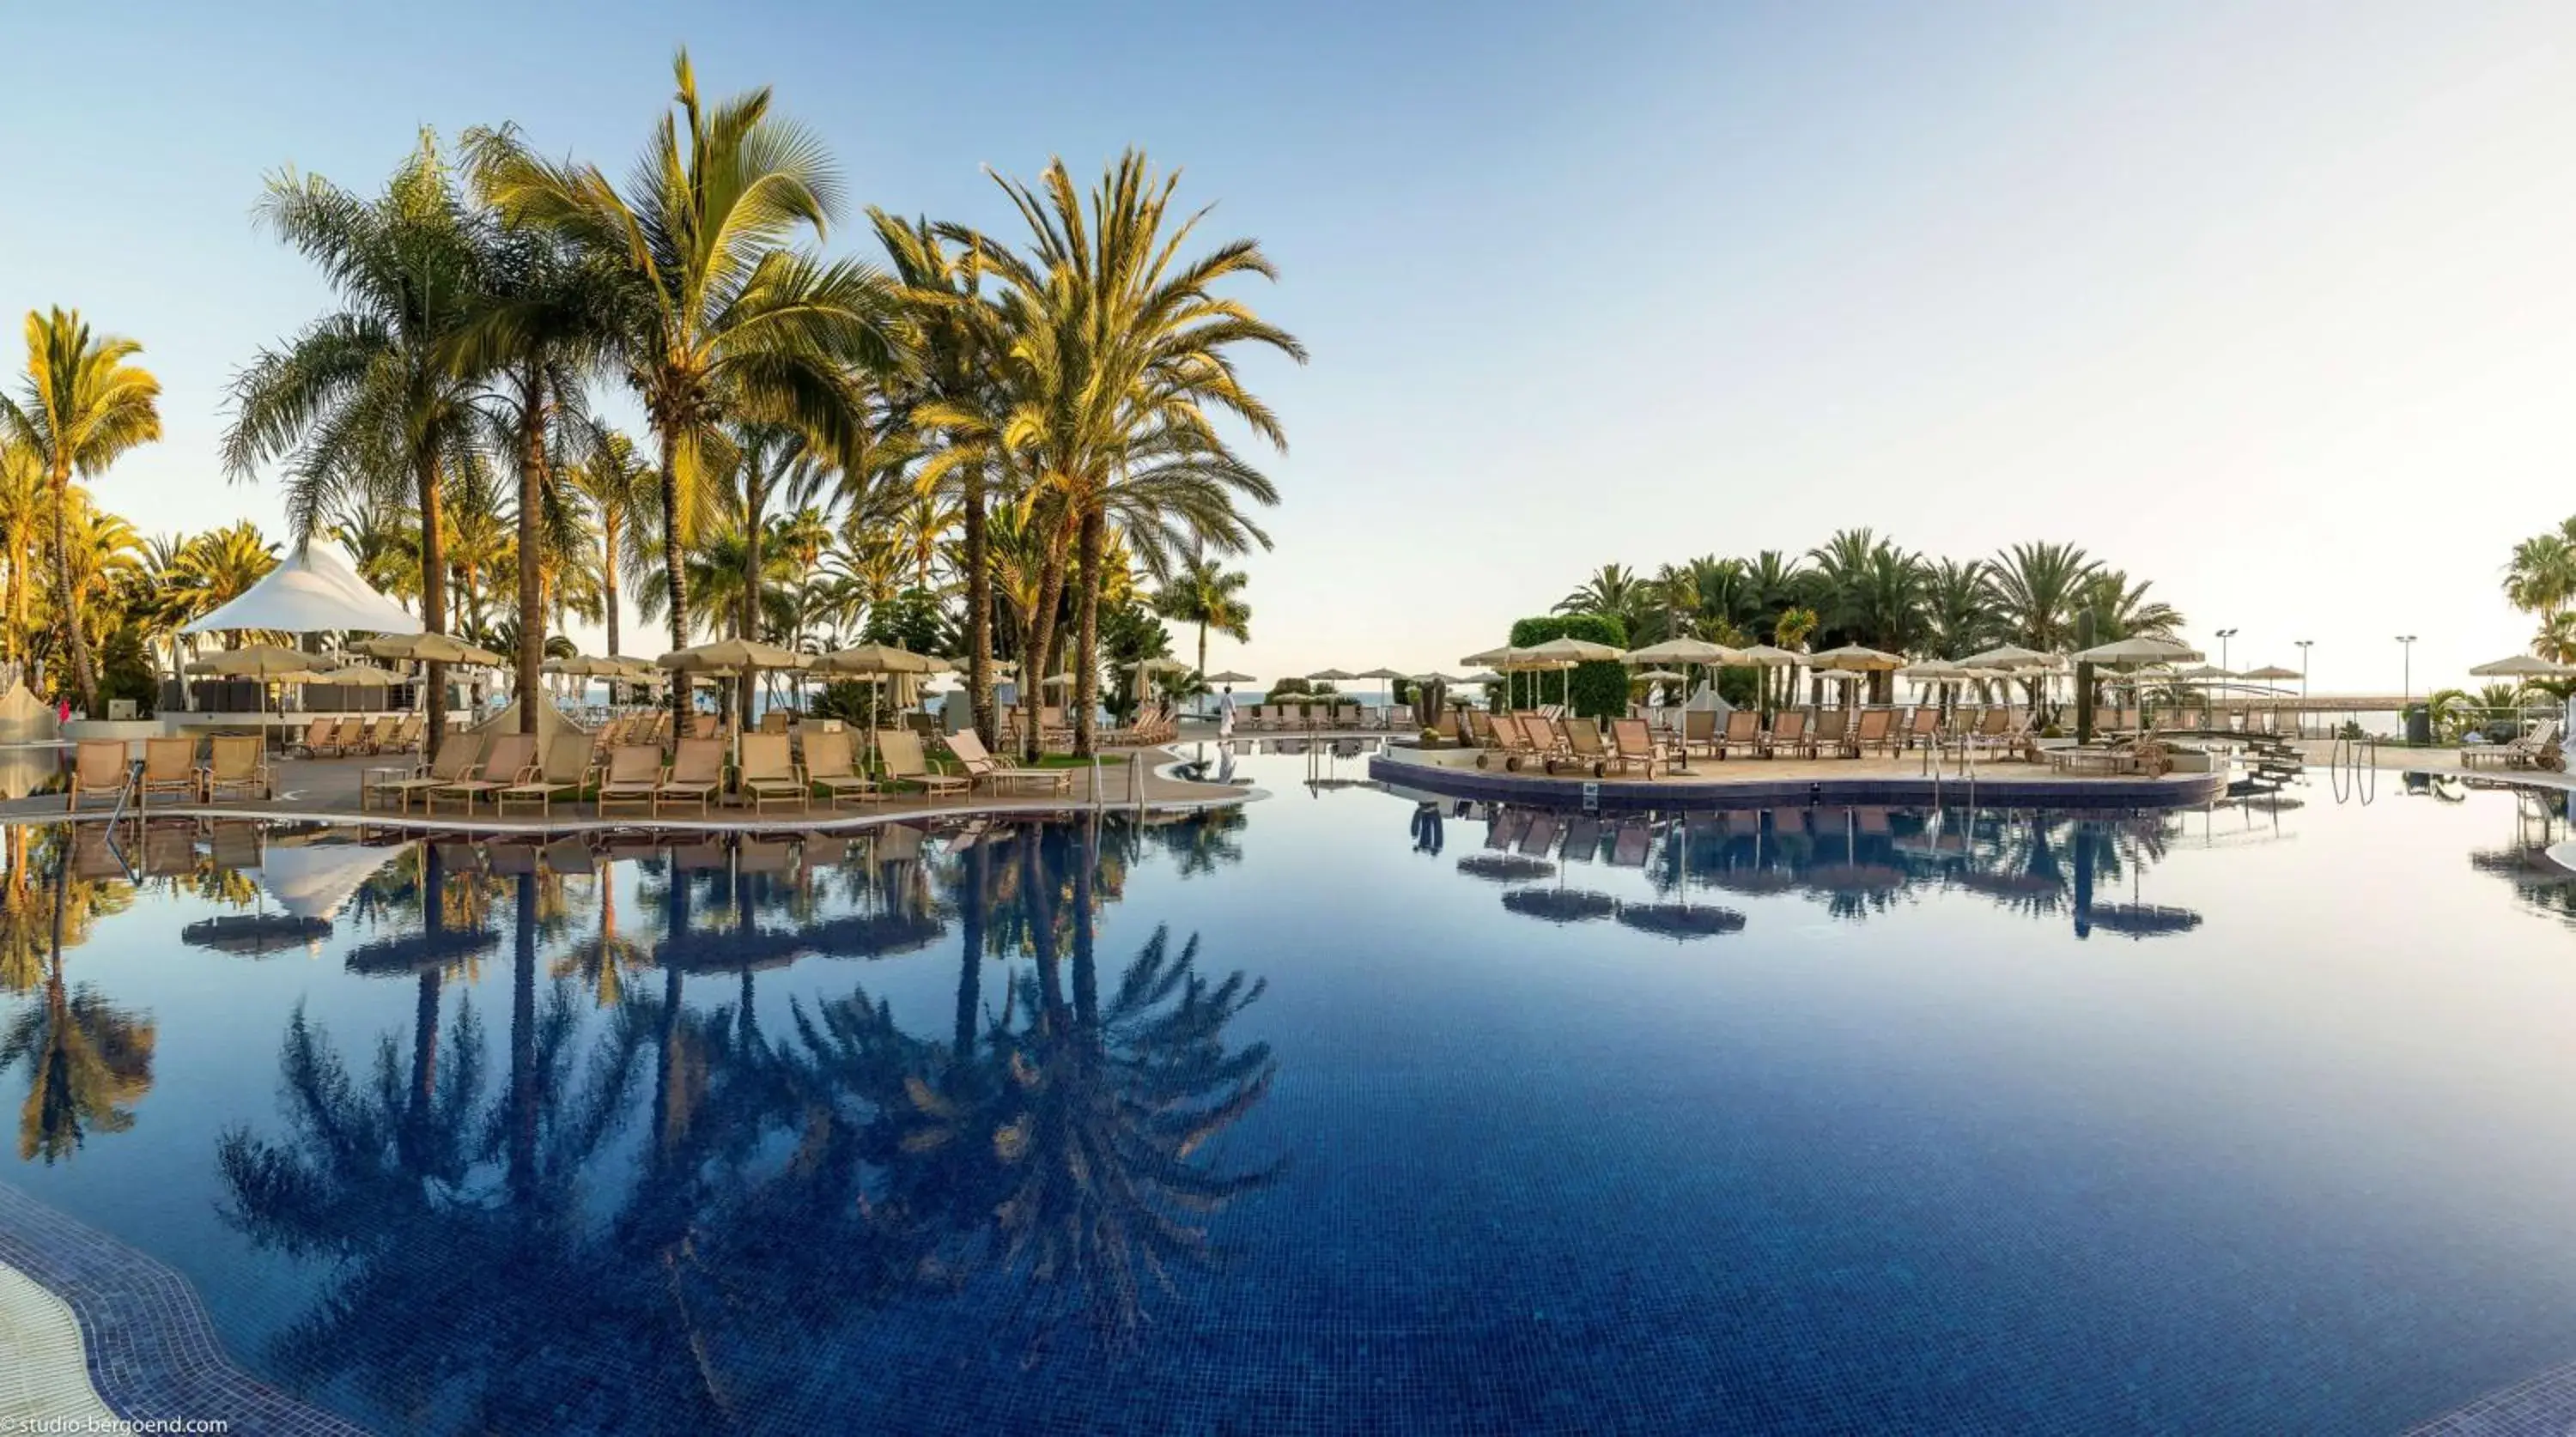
[2215,627,2239,672]
[2397,635,2417,708]
[2294,639,2312,738]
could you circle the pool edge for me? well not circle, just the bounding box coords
[0,1179,368,1434]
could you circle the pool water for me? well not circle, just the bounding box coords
[6,749,2576,1434]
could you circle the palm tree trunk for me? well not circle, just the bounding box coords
[1072,504,1106,756]
[964,461,994,745]
[738,482,763,732]
[515,373,546,737]
[47,464,97,711]
[602,510,622,657]
[1197,621,1209,709]
[416,445,450,754]
[955,842,985,1056]
[1019,512,1075,763]
[658,432,691,731]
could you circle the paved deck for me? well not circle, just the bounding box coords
[1373,742,2231,809]
[0,744,1259,834]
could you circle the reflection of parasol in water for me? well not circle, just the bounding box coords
[1953,868,2063,899]
[1802,862,1907,894]
[1613,902,1747,940]
[1457,852,1554,883]
[181,913,333,956]
[1705,868,1797,895]
[1501,888,1618,924]
[2081,903,2202,937]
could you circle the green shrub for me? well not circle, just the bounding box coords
[99,626,156,718]
[1504,613,1629,719]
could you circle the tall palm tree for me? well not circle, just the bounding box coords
[225,135,488,751]
[2074,569,2184,642]
[2505,524,2576,618]
[453,221,615,733]
[467,51,897,730]
[0,309,162,710]
[1987,541,2102,654]
[876,211,1004,742]
[1920,557,1994,660]
[563,421,655,657]
[0,436,44,671]
[1556,563,1642,622]
[1152,554,1251,692]
[952,153,1301,756]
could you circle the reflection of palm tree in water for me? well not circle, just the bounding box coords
[806,822,1281,1348]
[219,822,1281,1428]
[0,844,154,1162]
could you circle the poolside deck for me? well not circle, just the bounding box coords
[0,743,1257,834]
[1373,740,2231,809]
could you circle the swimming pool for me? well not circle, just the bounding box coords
[4,748,2576,1433]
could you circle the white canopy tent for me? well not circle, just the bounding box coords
[179,539,422,637]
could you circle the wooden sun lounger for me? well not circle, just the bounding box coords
[427,734,536,815]
[878,728,967,798]
[139,737,197,806]
[736,733,808,813]
[1608,718,1662,779]
[199,735,272,803]
[948,729,1074,795]
[799,729,881,808]
[497,734,598,816]
[594,744,665,814]
[1767,710,1815,759]
[64,741,129,812]
[371,736,484,814]
[655,737,726,815]
[1714,709,1762,760]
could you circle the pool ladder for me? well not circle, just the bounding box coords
[2328,733,2377,805]
[1921,724,1976,809]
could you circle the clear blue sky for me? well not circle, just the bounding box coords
[8,1,2575,694]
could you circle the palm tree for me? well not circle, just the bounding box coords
[225,135,488,752]
[467,51,897,731]
[2074,569,2184,642]
[0,309,161,710]
[1920,557,1994,660]
[876,211,1004,742]
[712,423,830,725]
[1152,554,1251,694]
[1987,541,2101,653]
[453,220,616,734]
[2537,611,2576,665]
[955,153,1301,756]
[1556,563,1642,622]
[2506,522,2576,618]
[562,422,655,657]
[0,436,44,671]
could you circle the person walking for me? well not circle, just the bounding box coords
[1218,684,1237,740]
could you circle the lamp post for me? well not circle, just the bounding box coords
[2215,627,2238,673]
[2397,634,2417,710]
[2293,638,2312,738]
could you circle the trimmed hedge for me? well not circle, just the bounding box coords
[1504,613,1629,719]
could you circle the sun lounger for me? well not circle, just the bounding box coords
[799,729,880,808]
[735,732,808,813]
[878,728,968,798]
[199,735,272,803]
[1552,718,1608,774]
[287,718,336,758]
[2463,718,2564,771]
[1714,709,1762,760]
[947,729,1073,796]
[428,733,535,815]
[1767,710,1815,759]
[497,734,598,816]
[594,744,665,814]
[1902,706,1941,751]
[371,736,485,814]
[1844,708,1897,757]
[139,737,197,806]
[1814,709,1849,751]
[64,740,129,812]
[1681,708,1719,757]
[759,709,791,735]
[1609,718,1662,779]
[655,737,726,815]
